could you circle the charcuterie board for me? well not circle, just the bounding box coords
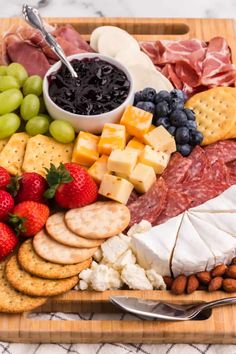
[1,16,236,344]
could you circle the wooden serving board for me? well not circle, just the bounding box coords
[1,17,236,344]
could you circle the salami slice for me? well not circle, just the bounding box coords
[128,177,168,228]
[154,189,192,225]
[203,158,230,185]
[183,146,207,183]
[204,140,236,165]
[162,152,192,187]
[127,190,140,206]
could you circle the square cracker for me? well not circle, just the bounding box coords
[0,133,29,175]
[185,87,236,145]
[22,134,73,177]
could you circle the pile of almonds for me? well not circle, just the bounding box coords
[164,257,236,295]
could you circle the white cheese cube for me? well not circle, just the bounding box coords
[78,280,89,290]
[146,269,166,290]
[79,268,93,282]
[127,220,152,237]
[93,248,103,262]
[121,264,153,290]
[107,149,138,175]
[90,264,122,291]
[101,235,129,264]
[144,126,176,154]
[113,249,136,270]
[139,145,170,174]
[129,162,156,193]
[99,173,134,204]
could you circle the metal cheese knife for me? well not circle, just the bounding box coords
[110,296,236,321]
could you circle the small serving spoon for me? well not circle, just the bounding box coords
[110,295,236,321]
[22,4,78,78]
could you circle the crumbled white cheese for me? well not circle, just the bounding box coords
[101,235,129,264]
[91,261,99,269]
[89,264,123,291]
[93,247,103,262]
[146,269,166,290]
[113,249,136,270]
[121,264,153,290]
[79,268,92,283]
[78,280,89,291]
[118,233,132,247]
[127,220,152,237]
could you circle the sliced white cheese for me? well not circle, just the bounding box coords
[190,185,236,213]
[188,213,236,266]
[191,211,236,237]
[90,26,126,51]
[115,48,155,70]
[131,214,183,276]
[171,213,215,277]
[128,64,173,93]
[97,29,140,58]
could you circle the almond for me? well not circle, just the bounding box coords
[211,264,228,277]
[208,277,223,292]
[186,274,199,294]
[223,278,236,293]
[196,271,211,285]
[225,265,236,279]
[171,275,187,295]
[163,276,173,290]
[231,257,236,265]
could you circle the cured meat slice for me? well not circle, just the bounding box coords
[162,153,192,187]
[127,190,140,206]
[154,189,192,225]
[204,158,230,186]
[204,140,236,165]
[183,145,207,183]
[128,177,168,227]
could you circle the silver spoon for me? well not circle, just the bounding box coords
[22,4,78,78]
[110,295,236,321]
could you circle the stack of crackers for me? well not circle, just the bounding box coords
[0,201,130,313]
[186,87,236,145]
[0,133,73,176]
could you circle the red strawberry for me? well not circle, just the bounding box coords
[0,190,14,220]
[0,222,18,261]
[44,163,98,209]
[0,166,10,190]
[9,201,50,237]
[15,172,48,203]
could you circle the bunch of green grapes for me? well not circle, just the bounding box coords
[0,63,75,143]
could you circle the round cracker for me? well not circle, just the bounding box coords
[46,212,104,248]
[0,260,46,313]
[18,239,92,279]
[65,201,130,239]
[33,229,97,265]
[5,255,78,297]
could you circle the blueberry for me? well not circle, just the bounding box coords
[134,91,142,105]
[186,120,197,131]
[189,130,204,146]
[156,117,170,129]
[155,101,170,117]
[177,144,192,157]
[171,89,186,102]
[140,87,156,102]
[136,101,155,114]
[184,108,196,121]
[168,126,176,136]
[169,109,188,127]
[175,127,190,144]
[154,90,171,104]
[171,97,184,111]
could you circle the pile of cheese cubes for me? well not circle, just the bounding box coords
[72,105,176,204]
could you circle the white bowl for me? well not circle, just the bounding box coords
[43,53,134,134]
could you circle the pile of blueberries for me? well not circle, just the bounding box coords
[134,88,204,156]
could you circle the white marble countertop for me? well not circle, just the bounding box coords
[0,0,236,18]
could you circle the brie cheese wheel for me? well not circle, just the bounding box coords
[128,64,173,93]
[115,48,155,70]
[188,214,236,266]
[131,214,183,276]
[171,214,215,277]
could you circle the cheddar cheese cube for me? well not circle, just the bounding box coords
[99,173,134,204]
[88,155,108,184]
[98,123,126,155]
[139,145,170,174]
[144,126,176,154]
[139,124,156,143]
[129,163,156,193]
[120,105,152,139]
[108,149,138,175]
[125,137,144,157]
[72,131,99,166]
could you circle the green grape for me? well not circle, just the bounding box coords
[0,89,23,115]
[49,120,75,144]
[0,76,20,91]
[23,75,43,96]
[20,94,40,121]
[38,113,53,123]
[39,96,46,113]
[7,63,28,87]
[25,115,49,136]
[0,66,7,76]
[0,113,21,139]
